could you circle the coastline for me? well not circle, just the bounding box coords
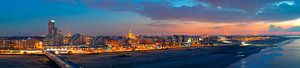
[64,37,290,68]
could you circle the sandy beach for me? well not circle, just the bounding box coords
[0,55,57,68]
[63,37,289,68]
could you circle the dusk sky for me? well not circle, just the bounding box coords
[1,0,300,36]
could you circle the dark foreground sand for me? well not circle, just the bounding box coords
[0,55,57,68]
[64,38,288,68]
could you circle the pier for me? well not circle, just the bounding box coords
[44,51,80,68]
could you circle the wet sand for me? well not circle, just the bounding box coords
[0,55,57,68]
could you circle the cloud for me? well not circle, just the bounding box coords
[170,0,200,7]
[269,24,284,32]
[57,0,300,23]
[287,26,300,32]
[147,21,176,27]
[269,24,300,32]
[211,26,224,29]
[273,1,295,6]
[254,0,300,21]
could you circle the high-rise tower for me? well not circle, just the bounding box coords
[48,19,56,35]
[46,19,63,46]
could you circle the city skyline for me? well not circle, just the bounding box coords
[1,1,300,68]
[1,0,300,36]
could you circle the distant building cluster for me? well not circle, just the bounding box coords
[0,36,43,50]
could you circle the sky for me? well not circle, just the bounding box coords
[0,0,300,36]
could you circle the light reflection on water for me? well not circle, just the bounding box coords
[228,39,300,68]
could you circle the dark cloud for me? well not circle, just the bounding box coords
[61,0,300,22]
[211,26,224,29]
[269,24,283,32]
[147,21,176,27]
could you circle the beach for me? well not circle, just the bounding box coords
[0,55,57,68]
[64,38,289,68]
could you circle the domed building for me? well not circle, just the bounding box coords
[125,27,137,39]
[124,26,139,50]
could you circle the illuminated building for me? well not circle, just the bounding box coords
[190,36,202,45]
[105,39,122,48]
[174,35,184,44]
[45,19,63,46]
[125,26,137,39]
[63,32,72,45]
[48,19,56,35]
[0,37,44,50]
[91,36,108,47]
[123,25,139,50]
[139,36,155,44]
[0,38,8,49]
[69,34,93,45]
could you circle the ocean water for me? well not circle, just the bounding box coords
[228,39,300,68]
